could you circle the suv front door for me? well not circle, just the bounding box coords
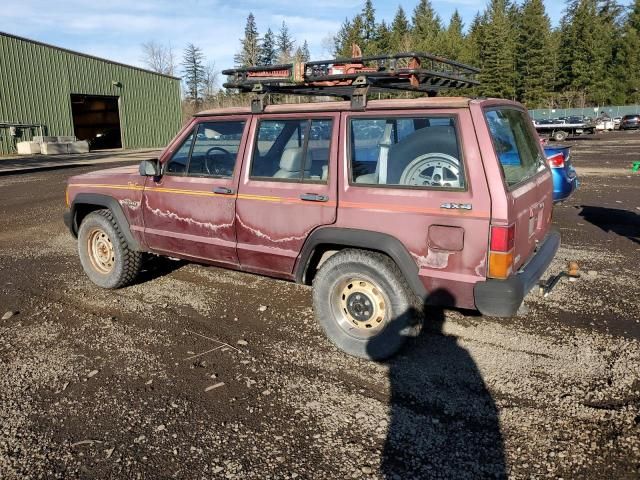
[235,113,339,276]
[141,116,249,266]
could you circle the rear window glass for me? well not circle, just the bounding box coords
[485,109,544,187]
[349,116,464,189]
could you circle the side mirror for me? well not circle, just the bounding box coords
[139,159,160,177]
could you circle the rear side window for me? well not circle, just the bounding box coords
[350,116,464,189]
[251,118,332,183]
[485,109,544,187]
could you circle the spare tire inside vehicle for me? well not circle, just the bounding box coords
[386,126,461,185]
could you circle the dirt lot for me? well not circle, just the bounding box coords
[0,131,638,479]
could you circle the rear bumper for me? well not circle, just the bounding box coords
[552,170,578,203]
[473,229,561,317]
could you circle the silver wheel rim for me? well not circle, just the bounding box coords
[330,276,388,339]
[399,153,461,187]
[87,227,115,274]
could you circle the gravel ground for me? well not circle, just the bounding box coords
[0,131,638,479]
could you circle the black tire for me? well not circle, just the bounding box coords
[312,249,422,361]
[553,130,568,141]
[77,209,143,289]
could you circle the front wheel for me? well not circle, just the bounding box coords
[77,210,143,289]
[312,249,421,360]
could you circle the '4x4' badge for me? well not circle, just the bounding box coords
[440,203,472,210]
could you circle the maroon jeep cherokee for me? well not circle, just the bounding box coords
[64,96,559,359]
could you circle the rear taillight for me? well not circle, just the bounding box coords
[547,152,565,168]
[490,225,515,252]
[488,224,515,279]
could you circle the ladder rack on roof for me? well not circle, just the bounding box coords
[222,49,480,112]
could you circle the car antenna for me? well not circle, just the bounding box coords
[222,44,480,112]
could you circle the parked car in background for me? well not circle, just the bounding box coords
[595,118,615,131]
[613,117,622,129]
[620,114,640,130]
[544,145,578,203]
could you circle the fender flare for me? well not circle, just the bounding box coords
[69,193,142,251]
[294,227,427,299]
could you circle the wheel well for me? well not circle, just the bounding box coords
[72,203,107,234]
[302,244,395,286]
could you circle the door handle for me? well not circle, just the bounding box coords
[213,186,234,195]
[299,193,329,202]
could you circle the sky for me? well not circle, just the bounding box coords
[0,0,633,80]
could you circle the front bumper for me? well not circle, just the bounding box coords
[473,229,561,317]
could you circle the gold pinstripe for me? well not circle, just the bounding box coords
[68,183,487,217]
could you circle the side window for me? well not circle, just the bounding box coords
[187,121,246,177]
[350,116,464,189]
[485,109,543,187]
[305,119,331,181]
[251,118,332,182]
[166,131,194,174]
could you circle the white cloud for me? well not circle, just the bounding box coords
[0,0,348,75]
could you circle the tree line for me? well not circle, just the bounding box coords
[334,0,640,108]
[142,0,640,113]
[141,17,311,116]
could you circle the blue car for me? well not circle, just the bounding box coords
[543,145,579,203]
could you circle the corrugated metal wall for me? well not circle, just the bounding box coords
[0,32,182,155]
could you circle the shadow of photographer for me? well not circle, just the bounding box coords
[367,290,506,479]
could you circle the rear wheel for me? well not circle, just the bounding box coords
[312,249,421,360]
[553,130,568,141]
[77,209,142,289]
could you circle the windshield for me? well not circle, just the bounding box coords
[485,108,545,187]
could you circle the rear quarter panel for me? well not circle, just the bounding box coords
[470,100,553,271]
[335,108,492,309]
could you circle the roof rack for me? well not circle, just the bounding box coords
[222,47,480,112]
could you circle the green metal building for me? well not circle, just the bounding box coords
[0,32,182,156]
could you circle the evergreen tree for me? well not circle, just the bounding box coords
[301,40,311,62]
[440,10,466,61]
[630,0,640,29]
[558,0,610,106]
[516,0,553,107]
[234,13,260,67]
[547,29,563,106]
[466,12,487,67]
[259,28,277,65]
[182,43,205,104]
[612,0,640,103]
[294,41,310,63]
[478,0,517,99]
[391,6,411,51]
[276,21,296,62]
[373,20,392,54]
[362,0,377,43]
[334,16,365,57]
[411,0,443,52]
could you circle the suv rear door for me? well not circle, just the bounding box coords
[474,102,553,271]
[235,112,339,276]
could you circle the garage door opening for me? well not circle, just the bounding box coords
[70,94,122,150]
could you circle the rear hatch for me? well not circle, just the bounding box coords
[484,107,553,274]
